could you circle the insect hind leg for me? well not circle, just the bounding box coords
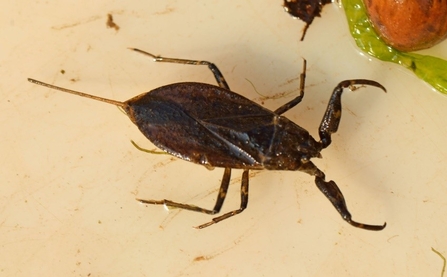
[137,168,232,222]
[130,48,230,90]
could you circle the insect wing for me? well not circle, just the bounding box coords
[126,83,276,169]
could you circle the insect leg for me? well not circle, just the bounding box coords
[299,161,386,231]
[195,169,249,229]
[129,48,230,90]
[137,167,231,215]
[273,59,306,115]
[318,79,386,148]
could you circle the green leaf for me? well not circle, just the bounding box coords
[342,0,447,94]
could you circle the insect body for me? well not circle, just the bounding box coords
[28,48,387,231]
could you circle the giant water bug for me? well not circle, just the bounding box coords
[28,48,387,231]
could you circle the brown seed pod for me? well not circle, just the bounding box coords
[364,0,447,51]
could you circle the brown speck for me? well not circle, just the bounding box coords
[193,255,209,262]
[106,14,120,31]
[154,7,176,15]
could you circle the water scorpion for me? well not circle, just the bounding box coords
[28,48,387,231]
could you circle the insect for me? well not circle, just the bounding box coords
[28,48,387,231]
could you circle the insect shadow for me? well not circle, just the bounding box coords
[28,48,386,231]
